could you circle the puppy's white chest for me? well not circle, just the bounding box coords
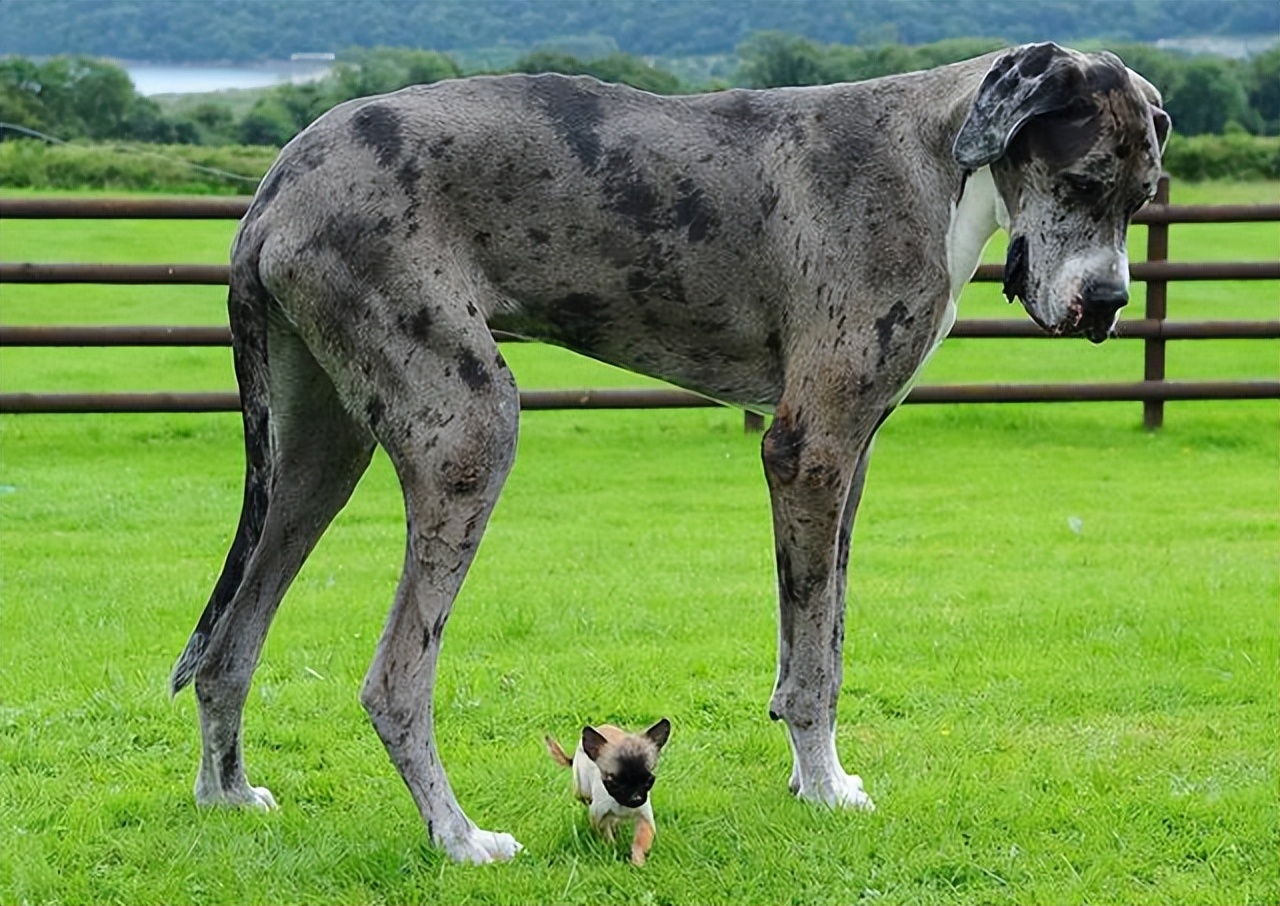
[571,748,643,817]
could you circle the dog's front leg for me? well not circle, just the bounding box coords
[761,401,876,810]
[630,815,655,867]
[588,799,619,841]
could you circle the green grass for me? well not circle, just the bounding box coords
[0,185,1277,905]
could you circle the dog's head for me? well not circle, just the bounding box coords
[954,43,1170,343]
[582,718,670,809]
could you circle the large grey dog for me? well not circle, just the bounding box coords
[171,43,1169,862]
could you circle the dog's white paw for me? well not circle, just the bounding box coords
[194,775,278,811]
[247,785,278,810]
[440,827,523,864]
[798,772,876,812]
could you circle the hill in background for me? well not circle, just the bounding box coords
[1,0,1277,64]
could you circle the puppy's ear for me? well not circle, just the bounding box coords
[581,726,608,762]
[645,718,671,751]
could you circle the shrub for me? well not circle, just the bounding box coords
[2,131,1277,195]
[1162,133,1280,181]
[0,139,276,194]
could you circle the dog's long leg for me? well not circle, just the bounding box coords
[354,317,522,864]
[190,314,375,809]
[784,432,878,798]
[762,400,877,810]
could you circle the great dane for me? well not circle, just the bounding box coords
[171,42,1169,862]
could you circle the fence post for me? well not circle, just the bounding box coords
[1143,173,1171,430]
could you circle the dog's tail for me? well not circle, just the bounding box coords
[545,735,574,768]
[170,223,274,696]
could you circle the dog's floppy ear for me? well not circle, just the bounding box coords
[581,726,608,762]
[644,718,671,751]
[1127,67,1172,153]
[954,42,1086,169]
[1150,104,1172,153]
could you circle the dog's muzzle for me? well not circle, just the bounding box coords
[1077,282,1128,344]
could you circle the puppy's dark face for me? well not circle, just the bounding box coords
[582,718,670,809]
[598,754,655,809]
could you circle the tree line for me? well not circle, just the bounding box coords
[2,38,1280,188]
[1,37,1277,153]
[2,0,1277,64]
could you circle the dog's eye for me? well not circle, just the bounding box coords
[1062,173,1104,197]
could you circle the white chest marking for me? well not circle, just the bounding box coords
[891,167,1004,407]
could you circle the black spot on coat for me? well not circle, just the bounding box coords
[457,349,491,390]
[874,300,913,367]
[352,104,403,168]
[601,148,660,233]
[399,307,433,343]
[674,178,719,243]
[530,76,603,170]
[762,408,805,486]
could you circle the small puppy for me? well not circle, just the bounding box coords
[546,718,671,866]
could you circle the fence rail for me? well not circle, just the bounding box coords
[5,259,1279,286]
[3,195,1275,224]
[4,319,1280,348]
[2,179,1277,427]
[4,380,1277,416]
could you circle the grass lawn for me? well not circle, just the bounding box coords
[0,183,1277,904]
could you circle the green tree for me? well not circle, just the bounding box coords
[239,96,298,146]
[1246,47,1280,135]
[736,32,827,88]
[511,50,684,94]
[1102,43,1182,99]
[183,101,239,144]
[910,37,1007,70]
[37,55,136,139]
[330,46,462,99]
[0,56,50,133]
[1165,56,1256,135]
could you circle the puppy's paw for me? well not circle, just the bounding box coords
[440,827,523,864]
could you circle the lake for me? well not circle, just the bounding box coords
[124,62,333,96]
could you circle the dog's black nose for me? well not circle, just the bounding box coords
[1082,283,1129,321]
[1079,283,1128,343]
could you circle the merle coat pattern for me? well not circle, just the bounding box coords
[171,43,1169,863]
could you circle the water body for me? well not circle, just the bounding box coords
[124,62,332,96]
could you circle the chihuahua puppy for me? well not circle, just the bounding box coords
[546,718,671,866]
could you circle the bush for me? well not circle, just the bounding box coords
[0,139,277,194]
[2,130,1276,195]
[1162,133,1280,181]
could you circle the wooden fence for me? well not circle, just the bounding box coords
[1,176,1277,429]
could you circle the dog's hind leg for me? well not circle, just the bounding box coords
[346,300,522,863]
[762,395,878,811]
[182,309,375,809]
